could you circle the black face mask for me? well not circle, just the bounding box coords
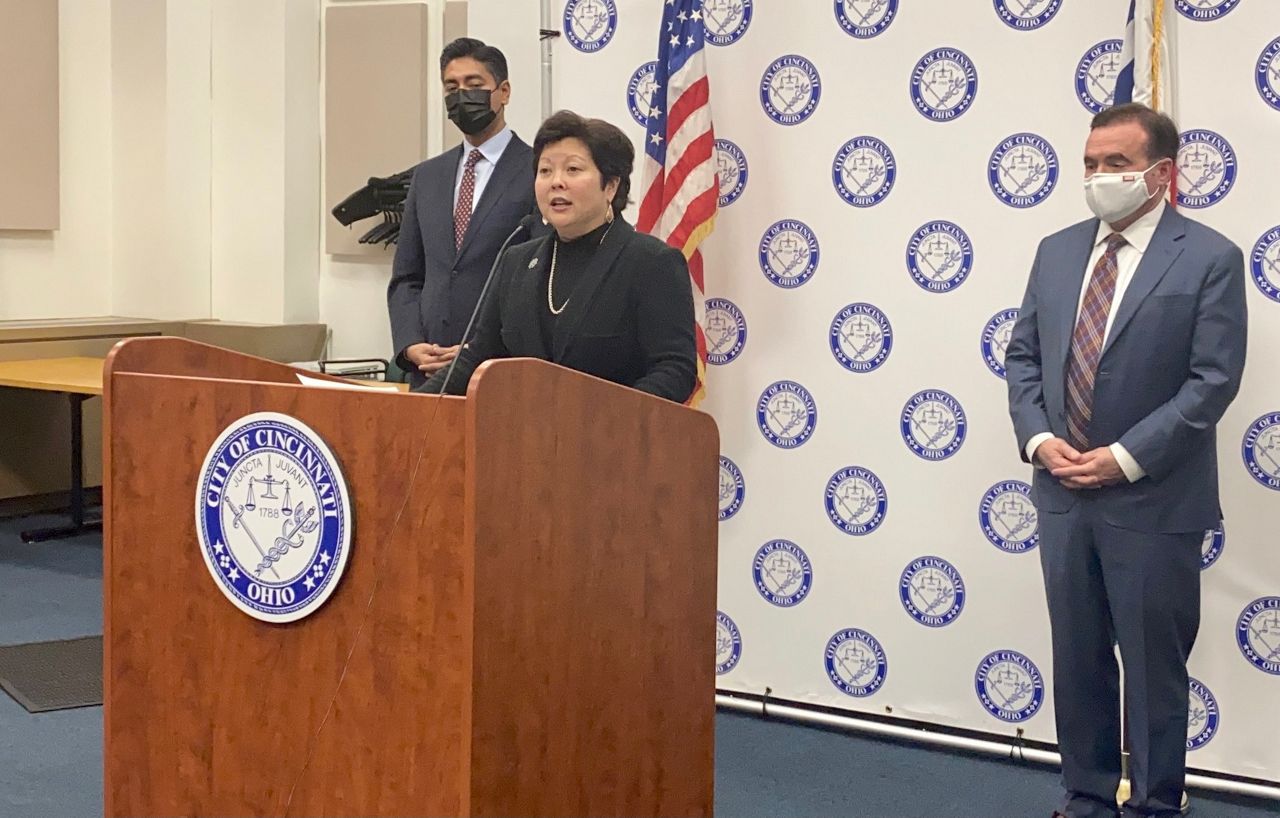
[445,89,498,136]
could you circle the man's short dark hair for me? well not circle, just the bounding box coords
[533,110,634,216]
[439,37,508,85]
[1090,102,1179,162]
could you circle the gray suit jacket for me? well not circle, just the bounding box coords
[387,135,537,387]
[1005,206,1248,533]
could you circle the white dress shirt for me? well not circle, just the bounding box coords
[452,126,514,214]
[1026,198,1168,482]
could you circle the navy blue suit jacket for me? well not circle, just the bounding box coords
[1005,206,1248,533]
[387,135,537,386]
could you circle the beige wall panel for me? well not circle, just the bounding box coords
[0,0,60,230]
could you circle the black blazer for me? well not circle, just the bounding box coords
[387,134,537,388]
[420,219,698,403]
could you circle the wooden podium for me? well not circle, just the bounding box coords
[102,337,719,817]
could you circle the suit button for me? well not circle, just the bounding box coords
[451,269,459,277]
[442,318,450,327]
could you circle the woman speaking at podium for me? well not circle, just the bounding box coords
[419,110,698,403]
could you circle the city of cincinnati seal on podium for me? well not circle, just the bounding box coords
[196,412,352,623]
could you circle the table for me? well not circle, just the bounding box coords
[0,357,104,542]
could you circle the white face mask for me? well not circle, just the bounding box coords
[1083,161,1166,225]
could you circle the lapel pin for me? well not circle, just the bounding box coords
[528,258,539,269]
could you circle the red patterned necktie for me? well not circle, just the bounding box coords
[453,149,483,250]
[1065,233,1128,450]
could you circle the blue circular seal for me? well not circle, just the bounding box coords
[716,611,743,674]
[1242,413,1280,490]
[981,309,1020,379]
[1201,521,1225,570]
[824,628,888,697]
[1236,597,1280,675]
[824,466,888,536]
[1187,677,1221,750]
[829,303,892,373]
[975,650,1045,722]
[625,61,658,126]
[910,48,978,121]
[1250,226,1280,303]
[759,219,820,288]
[752,539,813,607]
[994,0,1062,30]
[989,133,1060,208]
[835,0,898,39]
[1259,37,1280,111]
[196,413,352,623]
[901,390,967,461]
[715,139,749,207]
[757,380,818,449]
[980,481,1039,553]
[1177,130,1237,209]
[760,55,821,126]
[833,136,897,207]
[704,0,752,46]
[907,221,973,292]
[1176,0,1240,21]
[718,455,746,521]
[706,298,747,365]
[563,0,617,53]
[900,556,966,628]
[1075,40,1125,114]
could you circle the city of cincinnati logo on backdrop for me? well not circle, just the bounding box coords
[757,380,818,449]
[981,309,1020,379]
[759,219,820,288]
[824,466,888,536]
[829,303,892,374]
[705,298,747,365]
[1259,37,1280,111]
[980,481,1039,553]
[835,0,899,39]
[906,221,973,293]
[901,390,967,461]
[563,0,617,53]
[1075,40,1124,114]
[625,61,658,127]
[703,0,752,46]
[988,133,1059,208]
[714,139,749,207]
[899,556,966,628]
[1187,677,1220,750]
[716,611,743,674]
[718,455,746,522]
[1236,597,1280,675]
[1250,226,1280,303]
[1175,0,1240,21]
[752,539,813,607]
[975,650,1045,722]
[994,0,1062,30]
[910,48,978,121]
[196,413,352,623]
[824,628,888,697]
[832,136,897,207]
[1201,521,1225,570]
[760,54,822,126]
[1242,412,1280,490]
[1177,130,1237,209]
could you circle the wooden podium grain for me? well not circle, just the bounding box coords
[102,337,718,817]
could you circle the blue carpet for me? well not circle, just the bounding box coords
[1,514,1275,818]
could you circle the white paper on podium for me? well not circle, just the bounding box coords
[296,373,401,391]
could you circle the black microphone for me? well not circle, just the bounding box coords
[436,213,542,395]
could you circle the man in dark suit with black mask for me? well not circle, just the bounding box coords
[388,37,537,388]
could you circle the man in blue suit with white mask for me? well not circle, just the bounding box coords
[1005,102,1248,818]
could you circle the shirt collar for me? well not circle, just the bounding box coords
[1094,197,1166,254]
[466,125,513,166]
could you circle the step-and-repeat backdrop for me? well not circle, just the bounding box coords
[553,0,1279,781]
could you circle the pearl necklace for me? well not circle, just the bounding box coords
[547,220,614,316]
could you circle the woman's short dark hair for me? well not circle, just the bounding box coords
[533,110,634,216]
[1090,102,1179,162]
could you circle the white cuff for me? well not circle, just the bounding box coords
[1110,442,1146,483]
[1025,432,1054,468]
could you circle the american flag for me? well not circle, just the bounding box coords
[636,0,718,408]
[1115,0,1178,204]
